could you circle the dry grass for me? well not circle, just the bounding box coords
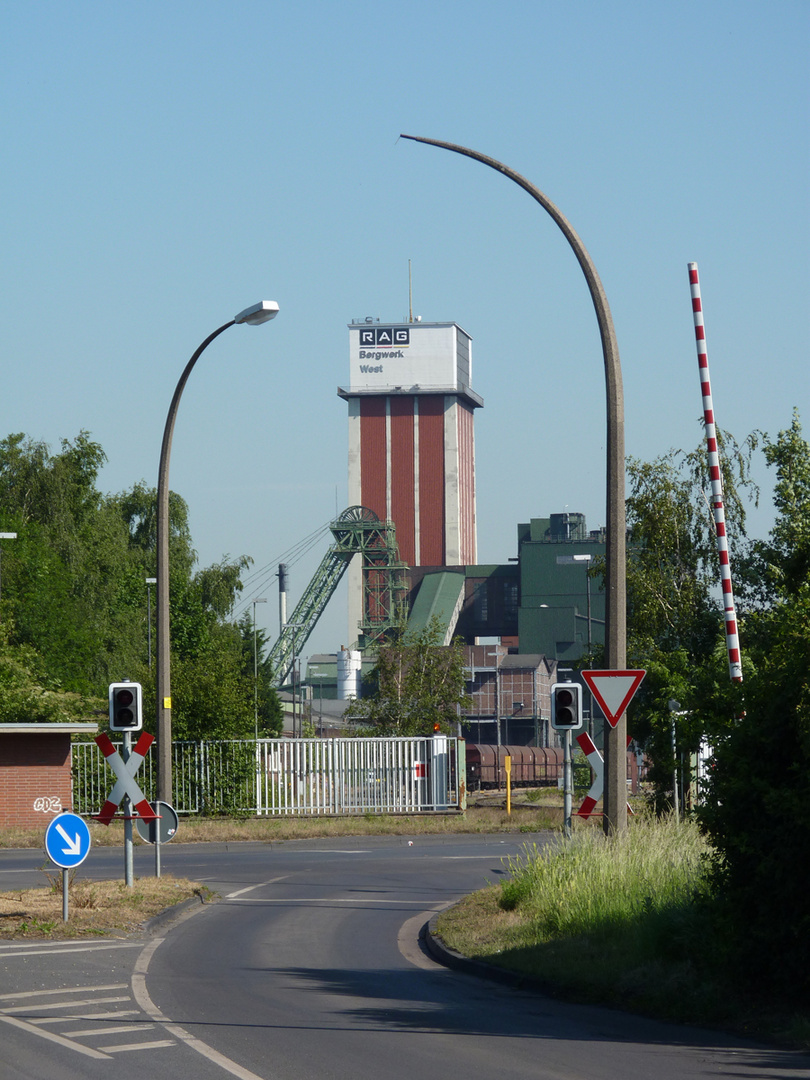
[0,875,210,939]
[0,801,570,849]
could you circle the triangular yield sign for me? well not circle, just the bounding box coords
[582,669,646,728]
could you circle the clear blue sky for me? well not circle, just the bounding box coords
[2,1,807,659]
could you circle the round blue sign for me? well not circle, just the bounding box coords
[45,812,92,869]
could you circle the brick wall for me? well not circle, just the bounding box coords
[0,733,73,828]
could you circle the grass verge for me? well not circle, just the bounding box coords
[0,803,565,848]
[0,875,211,939]
[435,814,810,1052]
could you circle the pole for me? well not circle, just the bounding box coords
[157,321,235,801]
[122,731,134,887]
[62,869,69,922]
[688,263,743,684]
[253,598,267,740]
[564,730,573,838]
[400,136,627,834]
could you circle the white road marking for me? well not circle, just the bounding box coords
[133,936,270,1080]
[0,941,143,958]
[0,1012,111,1059]
[0,983,128,1001]
[225,875,289,899]
[105,1039,176,1052]
[0,982,177,1059]
[227,896,445,904]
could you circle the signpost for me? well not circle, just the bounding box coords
[45,812,91,922]
[95,729,157,887]
[135,800,179,878]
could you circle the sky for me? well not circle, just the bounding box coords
[2,1,808,663]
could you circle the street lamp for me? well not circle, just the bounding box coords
[156,301,279,802]
[401,135,627,834]
[253,598,268,740]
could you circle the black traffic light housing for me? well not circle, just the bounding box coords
[551,681,583,731]
[109,681,143,731]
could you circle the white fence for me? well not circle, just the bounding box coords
[72,736,464,817]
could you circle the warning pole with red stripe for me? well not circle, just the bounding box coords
[688,262,743,683]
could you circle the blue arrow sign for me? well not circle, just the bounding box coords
[45,813,91,869]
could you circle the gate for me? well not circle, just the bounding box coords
[72,736,464,817]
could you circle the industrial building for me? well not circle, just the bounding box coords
[282,316,608,745]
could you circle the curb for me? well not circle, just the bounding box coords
[144,890,215,935]
[423,913,545,991]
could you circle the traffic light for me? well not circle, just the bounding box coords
[109,681,143,731]
[551,681,583,731]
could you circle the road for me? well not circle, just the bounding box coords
[1,835,807,1079]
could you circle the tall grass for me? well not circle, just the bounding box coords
[499,813,709,937]
[437,813,731,1026]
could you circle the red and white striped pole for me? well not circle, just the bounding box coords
[688,262,743,682]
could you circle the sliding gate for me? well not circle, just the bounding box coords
[256,736,462,815]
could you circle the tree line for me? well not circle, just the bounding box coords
[0,431,282,738]
[607,409,809,1002]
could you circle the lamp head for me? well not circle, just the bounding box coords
[234,301,280,326]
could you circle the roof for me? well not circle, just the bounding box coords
[407,572,465,643]
[0,723,98,735]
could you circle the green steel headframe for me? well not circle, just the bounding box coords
[267,506,408,687]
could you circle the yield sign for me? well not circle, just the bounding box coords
[582,669,646,729]
[94,732,158,825]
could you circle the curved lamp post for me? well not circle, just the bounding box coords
[400,135,627,834]
[156,301,279,802]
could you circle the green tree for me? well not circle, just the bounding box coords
[0,431,272,740]
[344,619,471,736]
[699,411,810,1001]
[0,623,102,724]
[602,430,758,806]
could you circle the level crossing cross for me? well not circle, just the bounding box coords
[95,731,158,825]
[576,731,634,819]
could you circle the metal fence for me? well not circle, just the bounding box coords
[72,736,464,817]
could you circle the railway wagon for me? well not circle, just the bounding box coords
[466,743,564,791]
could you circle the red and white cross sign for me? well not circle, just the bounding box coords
[575,731,634,819]
[95,732,158,825]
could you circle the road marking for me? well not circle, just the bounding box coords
[133,936,268,1080]
[227,896,454,904]
[0,1011,111,1059]
[30,1010,141,1024]
[0,982,177,1059]
[106,1039,176,1052]
[0,983,128,1001]
[3,994,131,1013]
[0,941,143,958]
[225,875,289,900]
[69,1023,155,1036]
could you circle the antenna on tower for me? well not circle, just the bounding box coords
[408,259,413,323]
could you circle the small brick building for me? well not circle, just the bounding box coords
[0,723,97,829]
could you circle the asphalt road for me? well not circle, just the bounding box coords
[1,835,807,1080]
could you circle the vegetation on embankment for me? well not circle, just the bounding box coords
[435,813,809,1051]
